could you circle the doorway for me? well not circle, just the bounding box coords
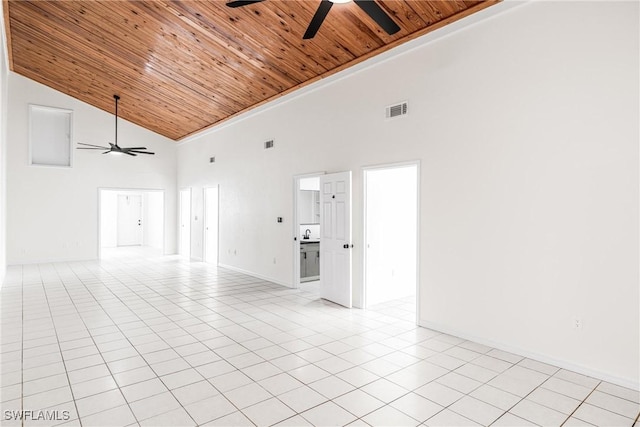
[179,188,191,258]
[204,186,219,265]
[364,163,419,319]
[99,189,164,259]
[293,173,323,290]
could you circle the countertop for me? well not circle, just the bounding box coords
[300,239,320,244]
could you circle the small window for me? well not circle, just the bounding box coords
[29,105,73,167]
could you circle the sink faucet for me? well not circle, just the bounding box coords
[303,229,311,239]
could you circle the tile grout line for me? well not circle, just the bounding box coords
[559,382,600,427]
[63,259,305,425]
[50,261,148,426]
[5,254,637,427]
[31,263,83,427]
[55,261,199,426]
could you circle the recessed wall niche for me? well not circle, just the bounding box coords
[29,104,73,167]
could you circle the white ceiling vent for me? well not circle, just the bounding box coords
[385,101,408,119]
[264,140,274,149]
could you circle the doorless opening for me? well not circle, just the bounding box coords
[99,188,165,259]
[364,163,419,319]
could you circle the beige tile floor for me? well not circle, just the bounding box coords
[1,251,638,427]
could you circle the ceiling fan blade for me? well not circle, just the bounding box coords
[353,0,400,35]
[77,147,108,150]
[122,151,137,156]
[121,147,148,150]
[127,150,155,155]
[77,142,109,149]
[226,0,264,8]
[303,0,333,40]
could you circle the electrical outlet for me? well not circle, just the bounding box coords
[273,257,276,264]
[234,249,237,255]
[572,317,583,331]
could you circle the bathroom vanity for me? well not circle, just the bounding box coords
[300,241,319,282]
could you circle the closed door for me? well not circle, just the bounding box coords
[117,195,142,246]
[319,171,352,308]
[179,189,191,258]
[204,187,219,265]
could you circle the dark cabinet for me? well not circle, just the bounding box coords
[300,242,320,281]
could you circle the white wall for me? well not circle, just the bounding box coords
[6,74,177,263]
[0,17,7,278]
[177,1,639,388]
[144,192,164,249]
[100,190,119,248]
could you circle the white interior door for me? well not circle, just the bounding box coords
[204,187,219,265]
[117,194,143,246]
[179,189,191,258]
[320,171,352,308]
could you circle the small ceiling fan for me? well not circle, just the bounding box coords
[77,95,155,156]
[226,0,401,40]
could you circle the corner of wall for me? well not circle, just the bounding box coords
[0,1,8,281]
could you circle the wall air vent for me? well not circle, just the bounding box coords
[264,140,274,149]
[209,156,215,163]
[385,101,408,119]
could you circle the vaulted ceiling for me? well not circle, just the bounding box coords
[3,0,499,140]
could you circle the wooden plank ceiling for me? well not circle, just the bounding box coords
[4,0,499,140]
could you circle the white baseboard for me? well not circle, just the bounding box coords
[217,263,293,289]
[419,319,639,391]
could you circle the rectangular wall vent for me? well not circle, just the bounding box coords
[385,101,408,119]
[264,140,274,149]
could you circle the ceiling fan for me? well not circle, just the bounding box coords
[226,0,401,40]
[77,95,155,156]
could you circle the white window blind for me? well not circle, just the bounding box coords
[29,105,73,167]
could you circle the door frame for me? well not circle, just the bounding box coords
[292,172,325,289]
[203,185,220,266]
[97,187,166,260]
[179,187,192,259]
[362,160,421,324]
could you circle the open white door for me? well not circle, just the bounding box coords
[204,187,219,265]
[117,194,143,246]
[179,189,191,258]
[320,171,352,308]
